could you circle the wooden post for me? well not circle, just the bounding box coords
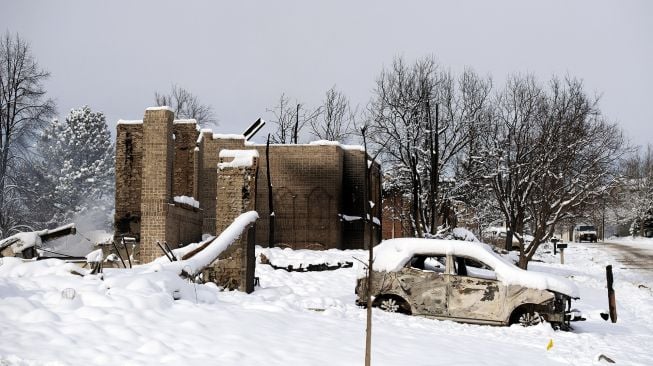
[556,242,567,264]
[606,265,617,323]
[362,125,373,366]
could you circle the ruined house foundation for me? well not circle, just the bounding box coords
[114,107,382,290]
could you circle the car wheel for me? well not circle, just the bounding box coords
[375,296,411,315]
[380,298,400,313]
[517,311,543,326]
[511,308,544,327]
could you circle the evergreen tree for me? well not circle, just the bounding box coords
[28,106,114,229]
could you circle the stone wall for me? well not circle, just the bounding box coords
[139,108,175,263]
[114,122,143,241]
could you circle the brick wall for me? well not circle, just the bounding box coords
[114,123,143,241]
[211,155,258,293]
[115,109,382,264]
[254,145,343,250]
[139,108,174,263]
[197,134,246,234]
[166,203,203,249]
[172,121,199,198]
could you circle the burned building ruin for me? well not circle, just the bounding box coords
[114,107,382,268]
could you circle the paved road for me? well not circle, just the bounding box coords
[596,241,653,282]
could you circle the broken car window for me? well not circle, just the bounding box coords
[453,256,497,280]
[409,255,446,273]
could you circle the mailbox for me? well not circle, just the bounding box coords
[556,243,568,249]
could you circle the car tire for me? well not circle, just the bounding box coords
[374,295,412,315]
[510,307,544,327]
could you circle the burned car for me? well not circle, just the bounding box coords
[356,238,581,329]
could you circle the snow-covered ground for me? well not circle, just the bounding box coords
[1,239,653,365]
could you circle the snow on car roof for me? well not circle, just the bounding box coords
[373,238,579,298]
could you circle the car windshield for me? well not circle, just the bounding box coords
[579,226,595,231]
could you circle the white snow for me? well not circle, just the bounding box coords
[162,211,259,276]
[116,119,143,125]
[308,140,340,146]
[2,234,653,365]
[218,149,259,169]
[452,227,480,242]
[372,238,579,297]
[173,195,200,208]
[307,140,365,151]
[341,214,362,222]
[145,106,174,112]
[0,224,75,253]
[85,249,104,263]
[213,133,246,140]
[173,119,197,124]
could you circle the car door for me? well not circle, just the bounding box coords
[398,255,449,317]
[446,256,505,323]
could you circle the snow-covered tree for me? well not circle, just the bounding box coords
[620,145,653,237]
[26,106,114,229]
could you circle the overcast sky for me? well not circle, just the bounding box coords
[3,0,651,147]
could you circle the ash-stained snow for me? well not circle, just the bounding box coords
[2,237,653,365]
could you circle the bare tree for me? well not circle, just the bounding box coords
[310,86,355,142]
[368,56,492,237]
[155,84,217,128]
[0,32,55,237]
[476,75,627,268]
[267,93,319,144]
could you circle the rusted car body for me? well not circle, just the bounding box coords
[355,239,580,328]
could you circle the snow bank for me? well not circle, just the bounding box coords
[372,238,579,297]
[258,246,366,268]
[218,149,259,169]
[173,195,200,208]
